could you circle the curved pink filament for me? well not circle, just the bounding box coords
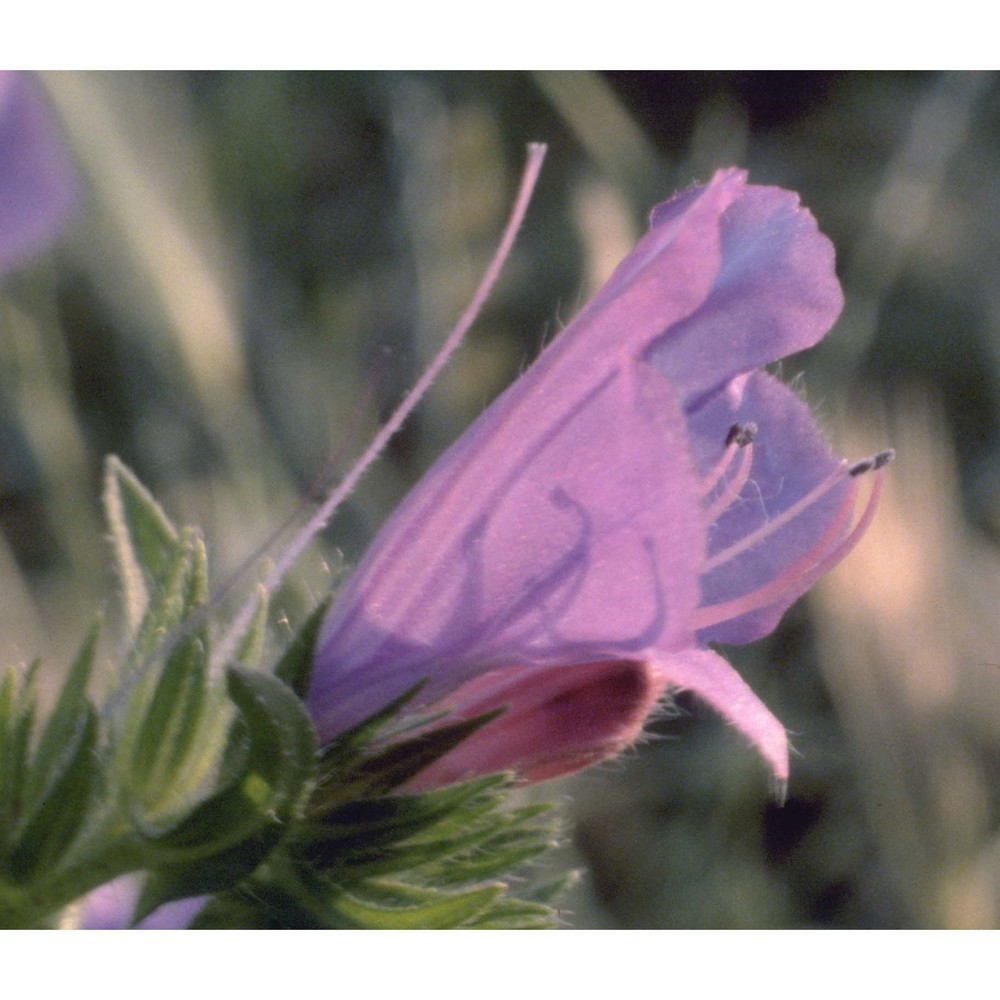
[690,473,883,632]
[699,437,743,499]
[702,442,754,526]
[701,464,849,576]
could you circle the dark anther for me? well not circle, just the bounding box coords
[725,422,758,448]
[848,449,895,477]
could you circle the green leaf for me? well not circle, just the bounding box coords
[103,456,181,635]
[222,666,317,828]
[0,626,104,881]
[189,864,342,929]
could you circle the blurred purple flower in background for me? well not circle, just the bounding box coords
[74,876,204,930]
[0,71,76,274]
[309,168,889,793]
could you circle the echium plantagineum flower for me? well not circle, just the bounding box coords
[307,167,891,794]
[0,71,76,274]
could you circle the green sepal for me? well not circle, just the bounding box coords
[233,584,269,667]
[297,775,507,871]
[6,706,98,881]
[188,715,565,928]
[120,533,209,682]
[460,897,558,929]
[124,636,224,835]
[200,872,510,930]
[310,680,503,811]
[404,804,557,888]
[520,870,581,906]
[3,624,102,880]
[324,709,505,806]
[22,621,100,811]
[314,681,428,778]
[273,595,331,697]
[330,879,506,929]
[0,662,40,849]
[132,667,316,922]
[103,456,181,636]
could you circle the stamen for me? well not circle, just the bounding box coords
[700,423,756,501]
[726,422,757,448]
[691,470,884,632]
[702,441,754,526]
[848,448,895,477]
[702,464,850,575]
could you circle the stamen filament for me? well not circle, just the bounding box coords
[701,464,849,575]
[699,423,756,500]
[691,471,884,632]
[702,442,754,525]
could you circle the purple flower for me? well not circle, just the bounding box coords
[72,876,205,930]
[307,168,888,791]
[0,71,76,275]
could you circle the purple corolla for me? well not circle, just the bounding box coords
[73,876,204,930]
[307,168,889,792]
[0,71,75,274]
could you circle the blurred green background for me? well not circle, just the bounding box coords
[3,70,1000,928]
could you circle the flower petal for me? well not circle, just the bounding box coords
[310,361,705,741]
[650,647,789,789]
[688,371,855,644]
[645,180,843,409]
[72,875,205,930]
[578,167,745,319]
[307,168,878,797]
[309,174,783,741]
